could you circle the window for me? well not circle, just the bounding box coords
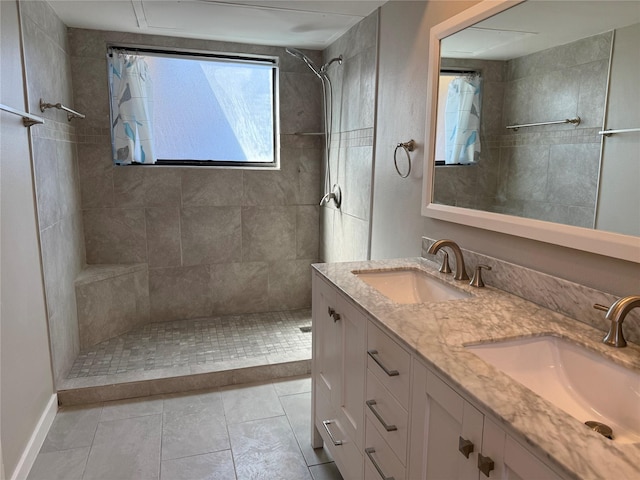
[107,47,279,168]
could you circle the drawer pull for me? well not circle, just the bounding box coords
[365,447,395,480]
[327,307,341,322]
[367,349,399,377]
[366,399,398,432]
[478,453,495,477]
[321,420,343,446]
[458,436,474,458]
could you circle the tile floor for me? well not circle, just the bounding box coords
[68,310,312,378]
[29,375,343,480]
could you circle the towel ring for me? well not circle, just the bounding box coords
[394,140,416,178]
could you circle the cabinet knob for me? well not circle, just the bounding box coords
[327,307,341,321]
[477,453,495,477]
[458,436,474,458]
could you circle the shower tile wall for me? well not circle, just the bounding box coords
[20,0,86,385]
[320,10,379,262]
[68,28,323,323]
[434,32,611,228]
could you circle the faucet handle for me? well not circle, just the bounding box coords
[470,265,491,288]
[593,303,610,312]
[439,251,452,274]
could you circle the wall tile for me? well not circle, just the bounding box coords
[181,206,242,266]
[57,140,82,217]
[341,145,372,220]
[76,269,150,348]
[145,207,182,267]
[504,145,549,202]
[210,262,269,314]
[113,166,145,208]
[148,265,212,322]
[296,206,319,260]
[32,137,62,229]
[70,56,110,129]
[83,208,147,264]
[243,154,297,206]
[77,142,113,180]
[80,171,114,208]
[182,169,243,206]
[242,206,296,262]
[143,168,181,207]
[279,71,322,135]
[296,147,322,205]
[268,260,313,311]
[547,143,599,207]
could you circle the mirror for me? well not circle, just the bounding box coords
[422,0,640,263]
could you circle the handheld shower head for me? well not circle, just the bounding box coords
[285,47,322,77]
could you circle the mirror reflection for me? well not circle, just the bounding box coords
[432,1,640,237]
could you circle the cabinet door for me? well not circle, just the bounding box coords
[312,273,341,406]
[502,429,564,480]
[336,293,367,448]
[425,371,483,480]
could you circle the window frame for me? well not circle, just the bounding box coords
[107,44,281,170]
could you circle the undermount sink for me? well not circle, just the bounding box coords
[353,268,471,304]
[466,336,640,443]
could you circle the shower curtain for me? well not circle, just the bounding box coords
[108,51,156,165]
[444,75,482,165]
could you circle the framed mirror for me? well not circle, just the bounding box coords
[422,0,640,263]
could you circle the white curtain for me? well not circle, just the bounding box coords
[444,75,482,165]
[108,52,156,165]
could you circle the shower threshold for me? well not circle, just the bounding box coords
[57,309,312,406]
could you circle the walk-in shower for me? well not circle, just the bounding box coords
[286,47,343,208]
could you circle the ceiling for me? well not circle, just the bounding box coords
[47,0,387,50]
[442,1,640,60]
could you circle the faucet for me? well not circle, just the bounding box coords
[427,239,469,281]
[594,295,640,347]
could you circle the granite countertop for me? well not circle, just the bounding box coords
[313,257,640,480]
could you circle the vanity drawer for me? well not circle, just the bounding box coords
[315,388,363,480]
[365,418,406,480]
[367,322,411,409]
[366,370,409,464]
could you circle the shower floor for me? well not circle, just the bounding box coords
[59,309,312,405]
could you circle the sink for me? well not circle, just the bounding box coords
[466,336,640,443]
[353,268,471,304]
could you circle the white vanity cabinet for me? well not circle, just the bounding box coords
[312,272,566,480]
[312,273,366,479]
[409,362,563,480]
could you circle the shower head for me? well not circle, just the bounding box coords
[285,47,321,77]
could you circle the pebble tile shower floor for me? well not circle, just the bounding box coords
[68,309,312,379]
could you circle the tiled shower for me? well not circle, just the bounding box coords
[22,0,378,399]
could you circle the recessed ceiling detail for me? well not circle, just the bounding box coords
[47,0,386,49]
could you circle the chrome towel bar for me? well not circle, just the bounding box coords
[598,127,640,136]
[40,99,85,121]
[0,102,44,127]
[506,116,580,131]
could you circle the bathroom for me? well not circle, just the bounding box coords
[1,0,638,479]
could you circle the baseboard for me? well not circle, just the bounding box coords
[10,394,57,480]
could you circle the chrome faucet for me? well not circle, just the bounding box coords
[427,239,469,281]
[594,295,640,347]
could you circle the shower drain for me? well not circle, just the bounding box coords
[299,326,312,333]
[585,421,614,440]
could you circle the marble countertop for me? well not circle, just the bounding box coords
[313,257,640,480]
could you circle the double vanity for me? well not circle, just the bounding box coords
[310,248,640,479]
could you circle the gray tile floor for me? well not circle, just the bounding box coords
[68,310,312,378]
[29,376,343,480]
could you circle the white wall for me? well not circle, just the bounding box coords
[1,1,56,477]
[371,0,639,295]
[596,22,640,236]
[371,0,477,259]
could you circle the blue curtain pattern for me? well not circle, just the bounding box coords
[108,52,156,165]
[444,75,482,165]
